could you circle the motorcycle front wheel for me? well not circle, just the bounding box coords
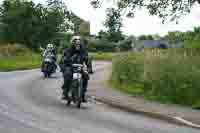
[76,79,82,109]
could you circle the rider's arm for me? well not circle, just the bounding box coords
[83,51,89,68]
[60,49,73,65]
[59,50,65,65]
[43,50,47,57]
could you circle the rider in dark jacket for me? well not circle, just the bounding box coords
[59,35,89,102]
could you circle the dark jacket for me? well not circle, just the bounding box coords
[59,45,89,71]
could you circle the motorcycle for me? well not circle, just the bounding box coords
[42,52,56,78]
[66,63,87,108]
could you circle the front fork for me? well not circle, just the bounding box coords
[70,78,83,99]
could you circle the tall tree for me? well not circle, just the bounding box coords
[91,0,199,23]
[0,0,71,49]
[105,8,124,42]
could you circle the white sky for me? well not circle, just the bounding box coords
[3,0,200,36]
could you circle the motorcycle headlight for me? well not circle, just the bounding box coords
[45,58,52,62]
[73,73,82,79]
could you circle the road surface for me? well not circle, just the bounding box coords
[0,61,199,133]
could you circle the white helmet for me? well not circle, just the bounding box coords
[47,43,54,50]
[71,35,81,43]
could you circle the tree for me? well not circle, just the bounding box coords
[79,21,90,36]
[138,35,153,40]
[105,8,124,42]
[146,35,154,40]
[92,0,200,23]
[0,0,71,49]
[69,12,85,33]
[97,30,108,39]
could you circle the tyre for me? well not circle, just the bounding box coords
[76,79,82,108]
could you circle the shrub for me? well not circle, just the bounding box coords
[0,44,31,56]
[87,39,116,52]
[111,49,200,107]
[184,40,200,48]
[111,52,145,95]
[117,40,132,51]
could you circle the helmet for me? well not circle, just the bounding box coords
[47,43,54,50]
[71,35,81,44]
[71,35,82,50]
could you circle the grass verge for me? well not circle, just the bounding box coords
[89,52,114,61]
[0,54,41,71]
[0,52,113,71]
[110,49,200,108]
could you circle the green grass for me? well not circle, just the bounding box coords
[0,52,113,71]
[184,40,200,48]
[0,43,113,72]
[89,52,114,61]
[0,54,41,71]
[111,50,200,108]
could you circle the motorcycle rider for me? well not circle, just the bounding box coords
[59,34,89,102]
[41,43,57,72]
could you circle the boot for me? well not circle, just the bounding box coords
[61,85,69,100]
[82,94,87,103]
[62,90,69,100]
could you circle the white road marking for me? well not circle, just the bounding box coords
[173,116,200,128]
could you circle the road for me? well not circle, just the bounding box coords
[0,61,199,133]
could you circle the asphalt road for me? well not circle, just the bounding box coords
[0,61,199,133]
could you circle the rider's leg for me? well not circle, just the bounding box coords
[62,67,72,99]
[62,78,72,99]
[81,79,88,102]
[41,61,45,72]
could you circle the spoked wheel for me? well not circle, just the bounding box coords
[76,80,82,109]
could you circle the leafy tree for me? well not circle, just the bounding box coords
[118,39,132,51]
[69,12,85,33]
[79,21,90,36]
[138,35,146,40]
[97,30,109,39]
[0,0,71,49]
[91,0,199,23]
[105,8,124,42]
[146,35,154,40]
[138,35,153,40]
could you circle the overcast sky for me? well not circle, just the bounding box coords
[3,0,200,36]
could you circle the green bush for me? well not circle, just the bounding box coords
[118,40,132,51]
[111,52,145,95]
[0,44,31,56]
[87,39,116,52]
[111,49,200,108]
[184,40,200,48]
